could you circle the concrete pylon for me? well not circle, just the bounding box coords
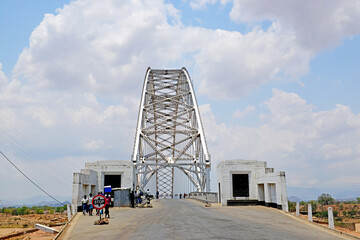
[296,202,299,216]
[71,203,76,216]
[328,207,334,229]
[67,204,71,221]
[308,204,312,222]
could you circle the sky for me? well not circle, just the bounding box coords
[1,0,360,201]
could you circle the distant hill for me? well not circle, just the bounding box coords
[0,195,71,207]
[288,196,302,202]
[333,190,360,201]
[287,186,323,201]
[287,186,360,202]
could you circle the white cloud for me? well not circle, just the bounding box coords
[189,0,360,98]
[12,0,316,101]
[0,63,7,88]
[188,0,218,10]
[84,140,104,151]
[13,0,191,99]
[196,26,312,99]
[233,105,255,119]
[201,89,360,190]
[228,0,360,51]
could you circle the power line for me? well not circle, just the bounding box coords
[0,151,64,206]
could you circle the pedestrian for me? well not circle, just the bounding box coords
[130,190,135,208]
[135,189,138,205]
[180,194,182,199]
[105,194,111,218]
[146,189,151,204]
[156,190,159,199]
[81,195,88,215]
[137,189,142,205]
[88,193,93,216]
[95,192,101,215]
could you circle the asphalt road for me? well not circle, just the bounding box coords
[62,199,344,240]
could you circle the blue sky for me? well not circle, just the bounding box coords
[0,0,360,201]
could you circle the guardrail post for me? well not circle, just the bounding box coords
[67,204,71,221]
[296,202,299,216]
[308,204,312,222]
[71,203,76,215]
[328,207,334,229]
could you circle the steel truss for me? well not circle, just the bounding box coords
[132,68,211,197]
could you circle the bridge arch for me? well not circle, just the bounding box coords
[132,67,211,197]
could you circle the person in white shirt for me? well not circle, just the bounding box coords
[81,195,88,215]
[88,193,93,216]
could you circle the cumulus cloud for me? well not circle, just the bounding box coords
[233,105,255,119]
[201,89,360,189]
[12,0,317,101]
[196,26,311,98]
[13,0,191,99]
[228,0,360,51]
[0,63,7,88]
[191,0,360,98]
[188,0,218,10]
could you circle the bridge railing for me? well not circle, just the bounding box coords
[188,192,218,203]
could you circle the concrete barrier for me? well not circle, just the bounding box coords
[189,192,218,203]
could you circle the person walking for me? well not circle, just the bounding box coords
[81,195,88,215]
[130,190,135,208]
[88,193,93,216]
[156,190,159,199]
[105,194,111,218]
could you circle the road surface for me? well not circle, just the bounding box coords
[61,199,345,240]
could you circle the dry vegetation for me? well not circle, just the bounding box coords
[289,196,360,238]
[0,212,67,239]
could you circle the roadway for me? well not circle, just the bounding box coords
[60,199,345,240]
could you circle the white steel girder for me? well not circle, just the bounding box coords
[132,68,211,197]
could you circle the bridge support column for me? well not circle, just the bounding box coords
[206,167,211,192]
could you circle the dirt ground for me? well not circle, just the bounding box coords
[0,213,67,239]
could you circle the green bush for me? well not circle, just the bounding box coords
[333,210,338,217]
[35,209,43,214]
[315,211,328,218]
[348,210,356,216]
[288,201,296,212]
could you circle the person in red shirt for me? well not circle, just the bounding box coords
[105,194,111,218]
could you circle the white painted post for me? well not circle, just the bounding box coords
[296,202,300,216]
[308,204,312,222]
[328,207,334,229]
[71,203,76,216]
[67,204,71,221]
[35,223,59,234]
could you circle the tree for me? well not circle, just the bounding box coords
[317,193,335,205]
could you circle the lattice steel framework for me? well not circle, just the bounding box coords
[132,68,211,197]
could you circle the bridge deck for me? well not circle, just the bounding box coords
[60,199,344,240]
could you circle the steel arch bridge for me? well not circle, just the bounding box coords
[132,67,211,197]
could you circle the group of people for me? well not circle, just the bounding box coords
[179,193,187,199]
[129,188,153,207]
[81,192,111,218]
